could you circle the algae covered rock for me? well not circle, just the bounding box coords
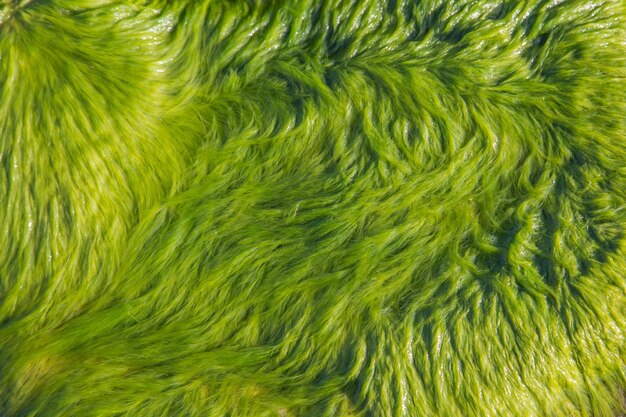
[1,1,625,416]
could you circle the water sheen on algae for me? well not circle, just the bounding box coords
[1,1,625,416]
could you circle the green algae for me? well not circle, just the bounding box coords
[1,1,625,416]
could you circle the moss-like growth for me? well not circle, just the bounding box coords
[1,1,625,416]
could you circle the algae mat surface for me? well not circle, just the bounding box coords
[1,1,626,416]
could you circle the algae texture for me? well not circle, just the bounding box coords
[1,1,625,416]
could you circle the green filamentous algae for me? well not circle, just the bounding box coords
[1,1,625,416]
